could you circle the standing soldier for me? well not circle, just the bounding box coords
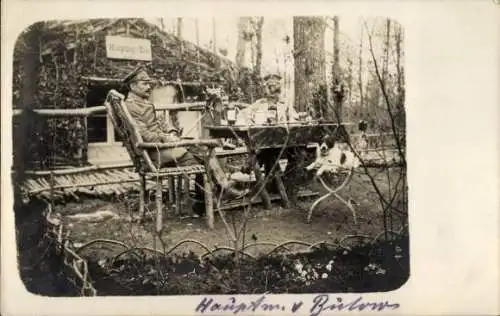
[240,73,304,196]
[244,73,300,123]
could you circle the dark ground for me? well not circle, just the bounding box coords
[15,198,78,296]
[15,167,409,296]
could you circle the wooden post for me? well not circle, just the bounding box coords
[204,173,214,229]
[168,177,175,206]
[82,117,88,165]
[251,155,272,210]
[155,180,163,234]
[49,171,55,211]
[275,172,291,209]
[139,174,146,219]
[175,175,182,214]
[183,175,190,201]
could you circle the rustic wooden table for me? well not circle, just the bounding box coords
[206,122,353,209]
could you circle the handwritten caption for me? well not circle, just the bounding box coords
[195,294,400,315]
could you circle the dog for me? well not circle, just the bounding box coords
[306,136,361,176]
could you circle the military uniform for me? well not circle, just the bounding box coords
[248,97,301,194]
[124,92,191,167]
[246,73,310,196]
[247,98,299,123]
[123,66,248,215]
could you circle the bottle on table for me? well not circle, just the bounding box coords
[226,102,237,126]
[267,103,278,124]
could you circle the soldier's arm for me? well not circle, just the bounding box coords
[157,110,180,135]
[127,102,178,143]
[288,105,300,120]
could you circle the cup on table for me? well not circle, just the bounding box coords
[298,112,310,124]
[253,110,268,125]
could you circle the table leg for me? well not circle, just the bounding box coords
[283,148,305,205]
[175,175,182,215]
[274,171,291,209]
[258,148,292,208]
[251,156,272,210]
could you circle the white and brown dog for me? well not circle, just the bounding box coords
[306,136,361,176]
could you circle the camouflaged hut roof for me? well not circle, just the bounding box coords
[14,18,238,84]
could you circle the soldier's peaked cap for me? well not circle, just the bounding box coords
[123,65,151,84]
[263,73,282,81]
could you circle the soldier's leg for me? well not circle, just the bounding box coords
[260,149,281,194]
[177,147,249,199]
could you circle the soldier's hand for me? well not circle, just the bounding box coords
[167,128,182,137]
[162,133,181,143]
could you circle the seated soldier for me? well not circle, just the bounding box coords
[242,73,303,193]
[123,66,248,215]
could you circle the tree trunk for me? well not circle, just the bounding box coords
[250,35,256,70]
[235,17,250,68]
[395,23,405,130]
[332,16,342,119]
[171,19,176,34]
[332,17,340,79]
[358,25,364,108]
[395,24,403,106]
[212,17,217,53]
[293,16,326,114]
[380,19,391,107]
[177,18,184,55]
[194,18,201,78]
[347,56,353,104]
[254,17,264,77]
[16,22,43,179]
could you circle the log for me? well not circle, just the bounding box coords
[21,163,133,176]
[137,139,219,150]
[82,76,222,87]
[12,101,206,116]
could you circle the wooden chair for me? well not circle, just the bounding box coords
[104,89,220,231]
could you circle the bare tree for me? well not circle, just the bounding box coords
[293,16,327,114]
[195,18,201,80]
[177,18,184,55]
[380,19,391,107]
[358,25,364,108]
[253,17,264,77]
[332,17,340,73]
[250,32,256,70]
[395,24,404,104]
[346,55,353,104]
[235,17,250,67]
[176,18,183,37]
[394,23,405,130]
[212,17,217,53]
[363,20,405,165]
[332,16,342,119]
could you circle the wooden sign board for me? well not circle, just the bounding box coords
[105,36,152,61]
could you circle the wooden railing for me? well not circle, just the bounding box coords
[12,101,207,117]
[11,100,210,168]
[81,76,222,87]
